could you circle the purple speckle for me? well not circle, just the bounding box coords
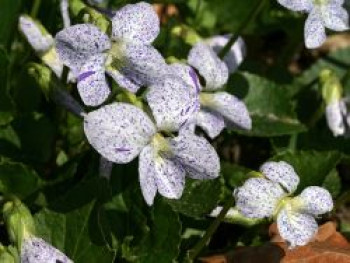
[78,71,95,82]
[189,68,200,93]
[115,147,130,152]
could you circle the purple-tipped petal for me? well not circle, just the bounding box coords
[147,76,199,132]
[139,145,158,206]
[21,237,72,263]
[111,2,160,44]
[207,35,246,74]
[121,43,168,87]
[196,109,225,139]
[188,43,228,90]
[235,177,285,219]
[84,103,156,163]
[201,92,252,130]
[260,161,300,194]
[77,54,110,106]
[55,24,110,71]
[277,0,313,11]
[321,4,349,31]
[297,186,333,215]
[169,133,220,179]
[304,10,327,49]
[168,63,202,92]
[277,208,318,248]
[19,15,54,54]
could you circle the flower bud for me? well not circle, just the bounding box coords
[320,69,342,105]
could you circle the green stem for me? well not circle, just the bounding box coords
[218,0,267,59]
[31,0,42,18]
[188,195,235,260]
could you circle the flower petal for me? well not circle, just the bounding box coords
[277,208,318,248]
[55,24,110,71]
[207,35,246,74]
[325,101,346,136]
[105,67,140,93]
[297,186,333,215]
[188,43,228,90]
[169,133,220,179]
[260,161,300,194]
[196,109,225,139]
[304,10,327,49]
[84,103,156,163]
[277,0,313,11]
[111,2,159,44]
[139,145,158,206]
[235,178,285,219]
[77,54,110,106]
[19,15,54,54]
[201,92,252,130]
[146,76,199,132]
[321,4,349,31]
[121,43,168,87]
[60,0,71,28]
[21,237,72,263]
[168,63,202,93]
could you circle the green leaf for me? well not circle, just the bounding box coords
[125,200,181,263]
[167,178,223,218]
[0,160,41,199]
[34,201,116,263]
[228,72,306,136]
[271,151,342,192]
[221,162,250,189]
[322,169,341,199]
[0,0,22,47]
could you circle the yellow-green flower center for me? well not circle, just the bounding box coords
[105,40,127,71]
[313,0,328,6]
[151,133,172,155]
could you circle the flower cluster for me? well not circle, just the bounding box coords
[47,2,252,205]
[235,161,333,248]
[278,0,349,49]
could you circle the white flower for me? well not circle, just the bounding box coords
[278,0,349,49]
[55,2,168,106]
[235,161,333,248]
[21,237,72,263]
[83,76,219,205]
[169,43,252,139]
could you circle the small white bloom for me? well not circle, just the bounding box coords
[235,161,333,248]
[21,237,72,263]
[278,0,349,49]
[55,2,168,106]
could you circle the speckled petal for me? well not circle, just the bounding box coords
[106,67,140,93]
[326,101,345,136]
[84,103,156,163]
[55,24,110,71]
[202,92,252,130]
[21,237,72,263]
[121,43,168,87]
[196,109,225,139]
[321,4,349,31]
[304,10,327,49]
[139,145,158,206]
[277,208,318,248]
[19,15,54,54]
[111,2,159,44]
[188,43,228,90]
[260,161,300,194]
[297,186,333,215]
[167,63,202,91]
[147,76,199,132]
[235,178,285,219]
[77,54,110,106]
[207,35,246,74]
[277,0,313,11]
[169,134,220,179]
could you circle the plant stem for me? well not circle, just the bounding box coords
[218,0,267,59]
[31,0,42,18]
[188,195,235,260]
